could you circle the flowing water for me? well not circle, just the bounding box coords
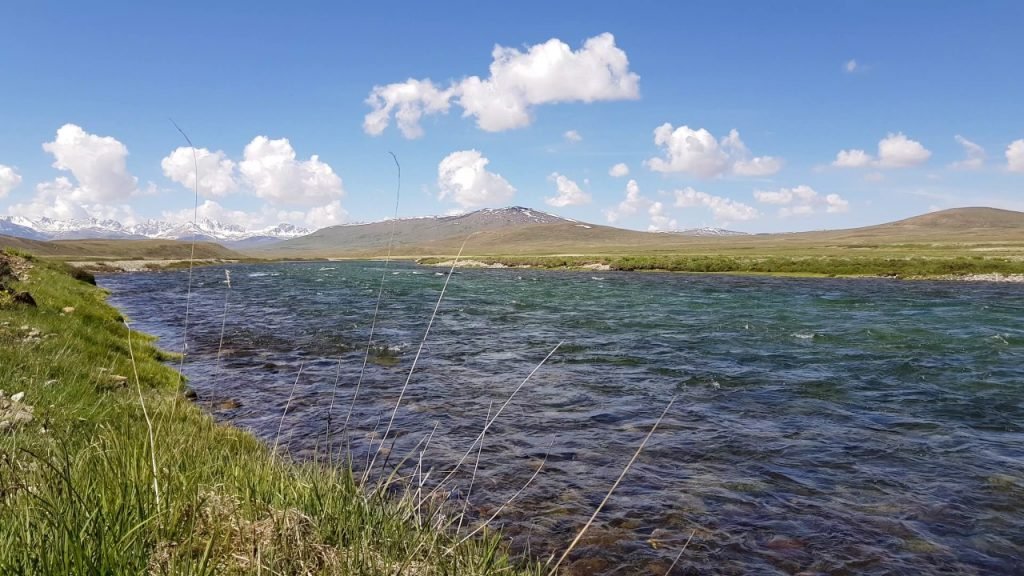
[101,261,1024,575]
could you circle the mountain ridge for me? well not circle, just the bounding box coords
[0,215,310,246]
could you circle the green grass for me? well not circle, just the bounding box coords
[0,252,538,575]
[418,254,1024,278]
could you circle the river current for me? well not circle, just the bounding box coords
[101,261,1024,575]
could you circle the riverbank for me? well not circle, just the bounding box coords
[417,254,1024,281]
[0,251,535,574]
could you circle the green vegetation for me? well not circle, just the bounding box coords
[0,252,536,574]
[419,254,1024,278]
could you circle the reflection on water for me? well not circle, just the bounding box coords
[102,261,1024,575]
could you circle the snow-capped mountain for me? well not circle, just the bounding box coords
[0,215,312,244]
[659,227,749,237]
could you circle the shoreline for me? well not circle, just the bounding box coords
[418,257,1024,282]
[0,251,534,573]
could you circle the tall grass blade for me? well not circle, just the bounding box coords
[548,396,677,575]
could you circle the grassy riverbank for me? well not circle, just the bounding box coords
[0,251,536,574]
[418,253,1024,279]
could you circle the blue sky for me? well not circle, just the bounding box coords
[0,1,1022,232]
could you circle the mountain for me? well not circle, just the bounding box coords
[255,205,1024,259]
[0,215,311,246]
[665,227,748,237]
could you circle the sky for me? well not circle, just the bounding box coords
[0,1,1022,233]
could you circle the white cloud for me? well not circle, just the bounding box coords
[877,133,932,167]
[0,165,21,198]
[832,149,874,168]
[545,173,591,207]
[833,133,931,169]
[825,193,850,213]
[363,79,454,139]
[753,185,849,216]
[239,136,344,206]
[646,125,781,178]
[364,33,639,137]
[864,171,885,182]
[6,177,137,223]
[162,198,347,230]
[647,201,677,231]
[604,179,647,223]
[300,200,348,229]
[6,124,140,223]
[161,146,238,197]
[437,150,516,209]
[42,123,138,202]
[949,135,985,170]
[563,130,582,143]
[608,163,629,178]
[1006,139,1024,172]
[162,199,264,229]
[673,188,759,223]
[845,59,858,73]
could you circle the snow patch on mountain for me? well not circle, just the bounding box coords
[0,215,311,242]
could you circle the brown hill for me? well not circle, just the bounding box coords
[254,206,1024,259]
[0,236,244,260]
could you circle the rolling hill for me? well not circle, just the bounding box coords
[0,236,245,260]
[253,206,1024,259]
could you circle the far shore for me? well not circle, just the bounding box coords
[64,254,1024,283]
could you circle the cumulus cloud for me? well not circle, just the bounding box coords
[673,188,760,223]
[162,198,348,230]
[6,177,137,223]
[161,146,238,197]
[6,124,140,222]
[604,179,647,224]
[877,133,932,167]
[0,165,21,198]
[162,199,264,229]
[545,173,591,207]
[647,201,677,231]
[833,149,873,168]
[608,163,629,178]
[437,150,516,209]
[949,135,985,170]
[363,79,454,139]
[563,130,582,143]
[239,136,344,205]
[753,185,849,216]
[833,133,931,169]
[42,124,138,202]
[1006,140,1024,172]
[364,33,639,137]
[646,125,781,178]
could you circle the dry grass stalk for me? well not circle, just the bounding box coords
[124,319,161,513]
[547,396,677,575]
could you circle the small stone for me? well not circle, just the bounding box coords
[108,375,129,384]
[61,306,75,314]
[214,399,241,410]
[10,392,24,403]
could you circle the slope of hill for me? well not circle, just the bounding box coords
[0,235,244,260]
[254,206,1024,259]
